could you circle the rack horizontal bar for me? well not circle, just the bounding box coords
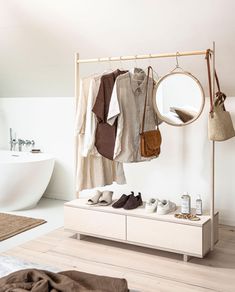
[77,50,210,64]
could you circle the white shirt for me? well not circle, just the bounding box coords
[82,76,101,157]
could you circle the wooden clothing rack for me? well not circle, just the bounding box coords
[74,42,216,254]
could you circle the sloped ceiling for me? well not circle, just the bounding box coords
[0,0,235,97]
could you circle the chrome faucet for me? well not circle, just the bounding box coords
[9,128,35,151]
[18,139,35,151]
[10,127,13,150]
[18,139,25,152]
[9,128,17,151]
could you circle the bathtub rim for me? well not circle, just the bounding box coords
[0,150,55,164]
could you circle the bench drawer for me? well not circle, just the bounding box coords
[64,206,126,240]
[127,216,203,256]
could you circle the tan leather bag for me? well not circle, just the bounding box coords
[206,50,235,141]
[140,66,162,157]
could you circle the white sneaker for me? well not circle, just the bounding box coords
[156,200,176,215]
[145,198,158,213]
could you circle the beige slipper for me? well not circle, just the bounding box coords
[87,190,102,205]
[98,191,113,206]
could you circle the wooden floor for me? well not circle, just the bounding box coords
[2,225,235,292]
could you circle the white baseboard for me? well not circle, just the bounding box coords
[219,219,235,227]
[43,192,74,201]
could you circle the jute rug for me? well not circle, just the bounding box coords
[0,213,46,241]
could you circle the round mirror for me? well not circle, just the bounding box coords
[153,71,205,126]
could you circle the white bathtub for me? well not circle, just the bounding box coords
[0,150,55,211]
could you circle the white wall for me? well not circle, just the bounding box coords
[1,0,235,225]
[0,97,235,226]
[0,97,75,201]
[1,0,235,96]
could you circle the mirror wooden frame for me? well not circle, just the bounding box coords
[153,71,205,127]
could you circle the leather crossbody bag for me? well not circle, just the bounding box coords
[140,66,162,157]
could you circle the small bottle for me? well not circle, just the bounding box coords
[181,192,191,214]
[196,195,202,215]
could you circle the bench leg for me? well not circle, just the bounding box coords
[76,233,85,240]
[183,254,191,262]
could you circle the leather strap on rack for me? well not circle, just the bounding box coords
[205,49,226,113]
[141,66,159,133]
[205,49,214,113]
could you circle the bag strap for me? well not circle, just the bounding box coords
[205,49,214,113]
[215,69,221,92]
[141,66,159,133]
[205,49,226,113]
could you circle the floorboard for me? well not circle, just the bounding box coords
[2,225,235,292]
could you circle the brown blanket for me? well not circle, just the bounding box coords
[0,269,129,292]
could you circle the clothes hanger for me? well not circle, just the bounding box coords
[108,57,113,71]
[134,55,138,68]
[130,55,160,84]
[130,56,146,81]
[134,54,160,81]
[147,54,160,80]
[100,57,113,75]
[119,56,124,70]
[170,52,185,72]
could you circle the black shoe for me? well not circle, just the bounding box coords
[123,192,143,210]
[112,192,134,208]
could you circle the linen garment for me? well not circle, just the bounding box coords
[82,76,101,157]
[82,70,114,156]
[75,76,126,194]
[107,70,159,163]
[92,69,127,160]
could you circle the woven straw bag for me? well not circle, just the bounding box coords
[206,50,235,141]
